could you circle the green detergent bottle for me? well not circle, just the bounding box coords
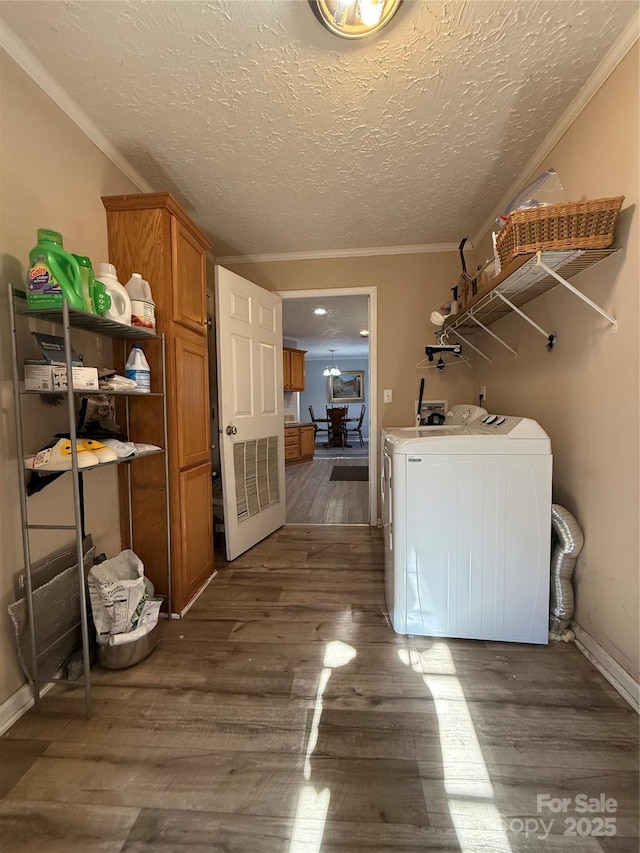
[72,255,111,315]
[27,229,84,311]
[72,255,97,313]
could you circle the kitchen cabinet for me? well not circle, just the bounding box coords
[172,218,207,333]
[284,423,315,464]
[102,192,213,614]
[283,347,306,391]
[300,424,315,459]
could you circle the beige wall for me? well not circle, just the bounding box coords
[471,45,639,680]
[0,54,139,706]
[226,253,476,439]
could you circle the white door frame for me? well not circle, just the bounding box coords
[277,286,378,527]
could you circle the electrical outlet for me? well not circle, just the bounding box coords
[384,389,392,403]
[480,385,487,402]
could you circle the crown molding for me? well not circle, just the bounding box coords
[472,16,640,248]
[0,23,154,195]
[217,242,464,265]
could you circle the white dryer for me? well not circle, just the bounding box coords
[382,415,552,644]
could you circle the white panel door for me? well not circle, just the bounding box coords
[215,266,285,560]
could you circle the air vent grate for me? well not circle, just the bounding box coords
[234,437,280,524]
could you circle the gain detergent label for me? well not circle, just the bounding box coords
[28,255,61,295]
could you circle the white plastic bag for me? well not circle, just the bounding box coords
[88,550,148,640]
[495,168,564,229]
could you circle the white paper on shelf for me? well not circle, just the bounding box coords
[99,374,137,391]
[100,438,137,458]
[133,443,162,454]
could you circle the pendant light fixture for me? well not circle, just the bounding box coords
[322,349,341,377]
[309,0,403,39]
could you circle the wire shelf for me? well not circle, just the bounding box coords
[12,289,159,340]
[445,248,617,337]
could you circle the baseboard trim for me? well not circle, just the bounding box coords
[0,680,56,736]
[572,623,639,713]
[171,570,218,619]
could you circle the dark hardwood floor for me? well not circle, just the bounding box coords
[0,525,638,851]
[286,459,369,524]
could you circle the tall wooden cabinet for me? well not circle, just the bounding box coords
[283,347,306,391]
[102,193,213,614]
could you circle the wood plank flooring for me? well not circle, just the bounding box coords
[1,525,638,852]
[286,459,369,524]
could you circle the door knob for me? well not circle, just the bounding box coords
[225,425,238,436]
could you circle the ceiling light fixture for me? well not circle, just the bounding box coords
[359,329,369,337]
[309,0,403,39]
[322,349,341,377]
[314,307,327,315]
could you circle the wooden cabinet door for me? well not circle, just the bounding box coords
[289,349,305,391]
[282,349,291,390]
[178,462,213,606]
[300,425,315,459]
[174,335,210,469]
[171,216,206,335]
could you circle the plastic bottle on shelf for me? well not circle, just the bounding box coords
[96,263,132,325]
[27,228,84,311]
[72,255,100,314]
[125,344,151,393]
[125,273,156,330]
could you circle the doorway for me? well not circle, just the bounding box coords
[279,288,377,526]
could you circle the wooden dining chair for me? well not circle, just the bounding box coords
[308,405,328,441]
[345,404,366,447]
[326,407,348,448]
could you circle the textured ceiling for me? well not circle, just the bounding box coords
[1,1,636,257]
[283,294,369,358]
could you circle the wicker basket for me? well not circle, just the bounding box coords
[495,196,624,268]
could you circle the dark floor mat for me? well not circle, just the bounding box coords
[330,465,369,481]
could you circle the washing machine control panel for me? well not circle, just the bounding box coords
[472,414,522,433]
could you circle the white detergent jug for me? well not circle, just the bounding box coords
[96,263,132,326]
[125,273,156,330]
[125,344,151,393]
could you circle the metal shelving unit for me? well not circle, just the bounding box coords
[439,248,618,363]
[8,285,171,719]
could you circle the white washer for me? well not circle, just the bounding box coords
[382,415,552,644]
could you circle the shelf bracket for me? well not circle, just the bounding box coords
[467,312,518,357]
[535,251,617,332]
[446,328,492,363]
[497,293,556,350]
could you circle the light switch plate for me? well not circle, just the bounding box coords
[384,389,392,403]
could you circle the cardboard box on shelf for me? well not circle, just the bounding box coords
[23,330,99,391]
[24,361,99,392]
